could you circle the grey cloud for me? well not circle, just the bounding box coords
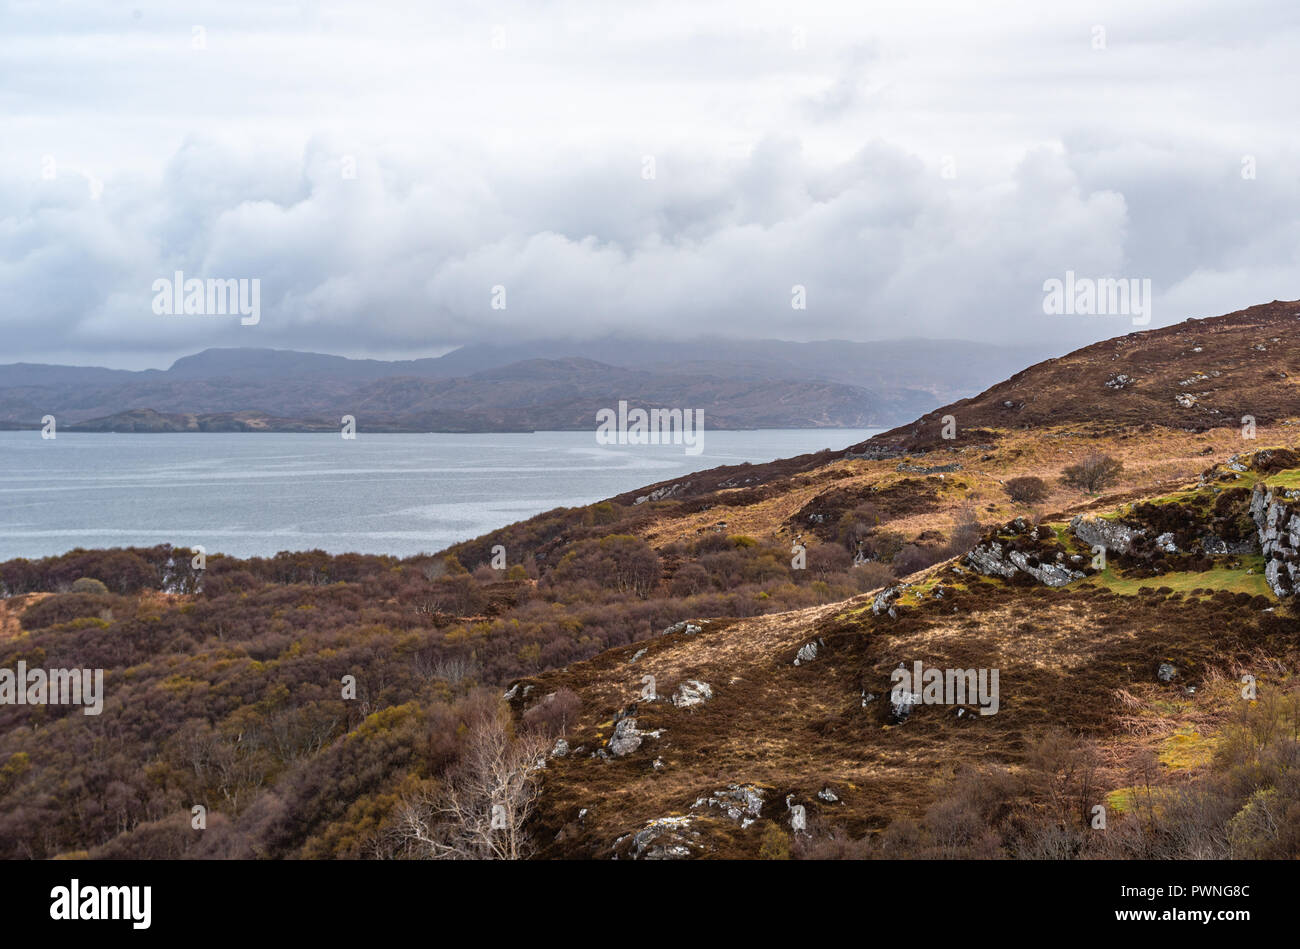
[1,2,1298,367]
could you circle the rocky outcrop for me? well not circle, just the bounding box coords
[634,481,693,505]
[1070,514,1145,555]
[1250,482,1300,596]
[793,638,823,665]
[872,584,907,618]
[608,717,664,756]
[844,446,905,461]
[660,620,704,637]
[964,534,1085,587]
[889,684,919,724]
[671,680,713,708]
[616,816,700,859]
[691,784,766,827]
[964,542,1018,579]
[1009,549,1086,586]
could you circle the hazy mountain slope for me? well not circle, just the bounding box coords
[552,298,1300,508]
[0,336,1044,431]
[1,358,891,431]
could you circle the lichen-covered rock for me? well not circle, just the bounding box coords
[691,784,765,825]
[1250,482,1300,596]
[634,481,692,505]
[661,620,703,637]
[964,540,1084,587]
[889,681,919,724]
[618,816,700,859]
[872,584,907,617]
[671,680,713,708]
[608,717,643,756]
[793,639,823,665]
[1157,662,1178,683]
[1070,514,1146,555]
[965,542,1018,579]
[1007,549,1085,586]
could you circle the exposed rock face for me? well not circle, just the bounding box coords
[890,691,918,724]
[1009,550,1087,586]
[671,680,713,708]
[844,446,905,461]
[1199,533,1254,556]
[691,784,765,826]
[1070,514,1145,555]
[1250,482,1300,596]
[608,717,643,756]
[964,540,1085,587]
[634,481,692,505]
[965,541,1018,579]
[872,585,907,617]
[618,816,699,859]
[1157,662,1178,683]
[661,620,703,637]
[793,639,823,665]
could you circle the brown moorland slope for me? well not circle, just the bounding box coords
[511,446,1300,859]
[487,299,1300,859]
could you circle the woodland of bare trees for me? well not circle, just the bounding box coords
[389,712,550,859]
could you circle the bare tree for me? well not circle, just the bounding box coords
[1061,454,1124,494]
[393,711,548,859]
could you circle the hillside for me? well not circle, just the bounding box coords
[1,298,1299,861]
[506,446,1300,858]
[442,299,1300,566]
[0,337,1042,433]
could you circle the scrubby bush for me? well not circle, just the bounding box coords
[521,688,581,738]
[68,577,109,595]
[1004,476,1050,504]
[757,822,792,859]
[1061,454,1124,493]
[549,535,661,598]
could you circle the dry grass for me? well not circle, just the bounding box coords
[521,554,1297,857]
[638,422,1267,554]
[0,593,50,641]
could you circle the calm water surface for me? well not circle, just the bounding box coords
[0,429,880,559]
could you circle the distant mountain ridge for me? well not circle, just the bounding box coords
[0,337,1049,433]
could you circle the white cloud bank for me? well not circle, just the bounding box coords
[1,0,1298,367]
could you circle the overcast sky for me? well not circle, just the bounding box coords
[2,0,1298,368]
